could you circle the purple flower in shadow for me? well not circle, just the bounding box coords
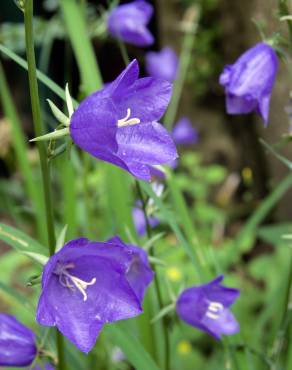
[132,207,159,236]
[0,313,37,367]
[108,1,154,47]
[33,364,54,370]
[70,60,178,181]
[36,237,154,353]
[172,117,199,145]
[176,275,240,339]
[145,47,179,82]
[219,42,278,125]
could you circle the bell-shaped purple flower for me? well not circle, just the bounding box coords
[107,1,154,47]
[0,313,37,367]
[176,275,240,339]
[36,237,154,353]
[219,42,278,125]
[145,47,179,82]
[172,117,199,145]
[70,59,177,181]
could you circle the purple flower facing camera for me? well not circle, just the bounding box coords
[0,313,37,367]
[36,237,154,353]
[219,42,278,125]
[70,60,178,181]
[145,47,179,82]
[108,1,154,47]
[176,275,240,339]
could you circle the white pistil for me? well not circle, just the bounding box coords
[58,263,96,301]
[117,108,140,127]
[205,301,224,320]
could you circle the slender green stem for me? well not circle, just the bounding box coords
[24,0,56,255]
[272,254,292,370]
[117,39,130,66]
[164,26,197,130]
[136,181,170,370]
[279,0,292,46]
[23,1,64,368]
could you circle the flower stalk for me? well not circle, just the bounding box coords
[23,0,64,368]
[136,181,170,370]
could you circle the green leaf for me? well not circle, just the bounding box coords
[0,222,46,255]
[106,323,160,370]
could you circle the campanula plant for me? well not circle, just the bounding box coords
[70,59,178,181]
[107,0,154,47]
[176,276,240,339]
[36,237,153,352]
[219,42,278,125]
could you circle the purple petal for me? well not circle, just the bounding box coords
[113,77,172,123]
[108,1,154,47]
[0,314,37,367]
[106,60,139,96]
[176,276,240,339]
[70,98,118,155]
[117,122,178,167]
[37,256,141,352]
[106,236,154,302]
[145,47,179,82]
[172,117,199,145]
[219,42,278,124]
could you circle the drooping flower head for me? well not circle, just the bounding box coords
[172,117,199,145]
[70,60,178,181]
[107,1,154,47]
[176,275,240,339]
[0,313,37,367]
[219,42,278,125]
[36,237,154,353]
[145,47,179,82]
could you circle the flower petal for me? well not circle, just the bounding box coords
[117,122,178,167]
[36,256,142,352]
[113,77,172,123]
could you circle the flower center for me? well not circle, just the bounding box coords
[117,108,140,127]
[56,262,96,302]
[205,301,224,320]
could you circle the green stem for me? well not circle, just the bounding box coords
[117,39,130,66]
[24,0,56,255]
[164,27,197,130]
[136,182,170,370]
[279,0,292,46]
[273,254,292,370]
[23,0,63,368]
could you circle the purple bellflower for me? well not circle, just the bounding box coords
[219,42,278,125]
[145,47,179,82]
[176,275,240,339]
[0,313,37,367]
[172,117,199,145]
[107,1,154,47]
[70,60,178,181]
[36,237,154,353]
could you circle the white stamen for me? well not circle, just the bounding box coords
[57,263,96,301]
[205,301,224,320]
[117,108,140,127]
